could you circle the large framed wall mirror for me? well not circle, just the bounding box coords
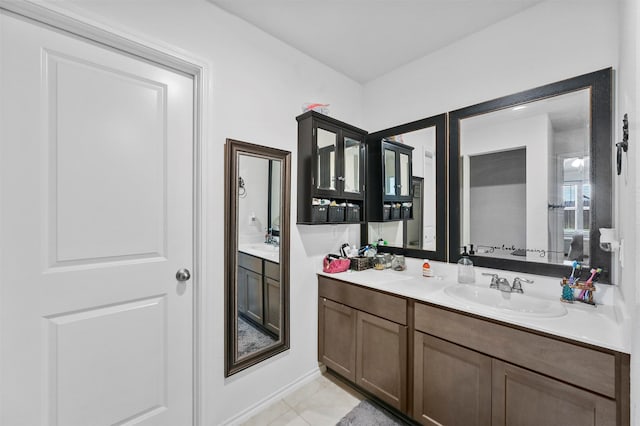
[224,139,291,377]
[449,68,612,280]
[365,114,447,261]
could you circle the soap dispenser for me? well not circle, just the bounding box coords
[457,246,475,284]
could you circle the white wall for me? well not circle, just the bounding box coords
[618,0,639,424]
[35,1,364,424]
[363,0,619,131]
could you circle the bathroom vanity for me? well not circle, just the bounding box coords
[317,262,629,426]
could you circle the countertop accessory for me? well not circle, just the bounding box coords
[457,246,475,283]
[350,256,373,271]
[392,255,406,271]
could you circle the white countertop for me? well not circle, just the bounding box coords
[238,243,280,264]
[318,258,630,354]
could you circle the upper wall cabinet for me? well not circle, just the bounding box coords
[366,138,414,221]
[297,111,367,224]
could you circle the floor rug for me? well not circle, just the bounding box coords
[336,400,410,426]
[237,316,277,358]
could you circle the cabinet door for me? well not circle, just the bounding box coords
[356,310,408,412]
[245,268,263,323]
[341,130,365,199]
[413,332,491,426]
[383,146,397,197]
[318,298,356,381]
[313,122,340,196]
[237,266,248,314]
[398,150,412,198]
[264,276,280,335]
[492,360,616,426]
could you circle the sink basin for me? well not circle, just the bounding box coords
[238,243,279,263]
[444,284,567,318]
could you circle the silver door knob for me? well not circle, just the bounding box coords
[176,268,191,282]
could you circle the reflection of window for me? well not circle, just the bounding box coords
[563,185,576,207]
[582,184,591,207]
[563,183,590,232]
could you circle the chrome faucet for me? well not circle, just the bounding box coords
[496,277,513,293]
[511,277,534,293]
[482,273,500,289]
[482,273,534,293]
[264,228,279,246]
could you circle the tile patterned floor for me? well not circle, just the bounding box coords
[240,372,364,426]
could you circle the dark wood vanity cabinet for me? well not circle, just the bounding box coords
[317,276,629,426]
[413,302,626,426]
[318,276,408,411]
[296,111,367,224]
[238,252,280,335]
[366,138,414,221]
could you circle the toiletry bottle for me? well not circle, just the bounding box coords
[422,259,433,277]
[457,246,475,283]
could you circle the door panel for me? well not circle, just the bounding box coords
[356,311,407,411]
[492,360,616,426]
[413,332,492,426]
[1,14,194,426]
[48,52,167,265]
[318,298,356,381]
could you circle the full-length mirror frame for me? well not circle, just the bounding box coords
[363,113,447,261]
[224,139,291,377]
[449,68,613,281]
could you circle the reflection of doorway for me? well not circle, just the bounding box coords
[406,177,423,249]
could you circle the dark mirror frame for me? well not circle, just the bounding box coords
[362,113,447,261]
[224,139,291,377]
[449,68,613,281]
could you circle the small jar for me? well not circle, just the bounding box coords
[384,253,393,269]
[373,254,386,270]
[392,255,406,271]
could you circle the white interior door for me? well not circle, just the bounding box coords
[0,13,195,426]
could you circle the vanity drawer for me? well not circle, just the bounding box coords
[265,260,280,281]
[318,276,407,325]
[414,303,616,398]
[238,252,262,274]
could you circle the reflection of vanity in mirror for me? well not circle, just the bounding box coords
[365,114,447,261]
[450,68,612,279]
[225,139,290,377]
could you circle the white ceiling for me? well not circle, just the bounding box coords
[208,0,541,83]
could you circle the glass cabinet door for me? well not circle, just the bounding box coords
[399,152,411,197]
[316,127,337,191]
[384,148,397,196]
[343,136,362,194]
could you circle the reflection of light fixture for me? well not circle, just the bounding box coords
[512,105,527,111]
[571,158,584,168]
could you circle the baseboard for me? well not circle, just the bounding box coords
[222,366,323,425]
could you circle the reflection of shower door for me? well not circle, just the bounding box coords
[406,177,423,249]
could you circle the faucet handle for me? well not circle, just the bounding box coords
[511,277,534,293]
[482,273,500,289]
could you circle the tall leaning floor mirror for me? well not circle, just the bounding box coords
[224,139,291,377]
